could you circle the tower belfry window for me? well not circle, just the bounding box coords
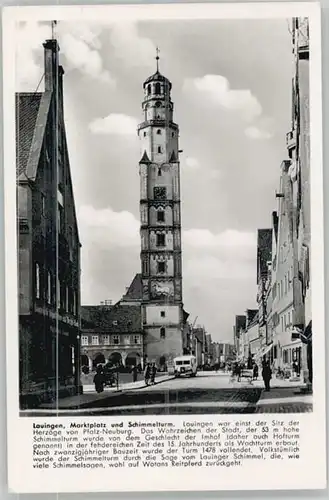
[157,210,165,222]
[155,82,161,94]
[147,84,151,95]
[156,233,165,247]
[158,261,165,273]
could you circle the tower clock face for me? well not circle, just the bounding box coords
[154,187,167,200]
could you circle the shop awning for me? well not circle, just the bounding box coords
[291,325,303,341]
[254,342,273,360]
[301,320,312,344]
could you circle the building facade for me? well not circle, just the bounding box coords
[257,229,272,349]
[80,302,144,371]
[234,315,246,359]
[137,59,185,367]
[193,327,206,367]
[270,160,300,373]
[290,18,311,382]
[244,309,259,359]
[17,39,81,408]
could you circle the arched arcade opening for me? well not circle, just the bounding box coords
[93,353,105,369]
[125,353,142,371]
[108,352,122,367]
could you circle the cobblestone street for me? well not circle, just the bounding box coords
[21,371,312,416]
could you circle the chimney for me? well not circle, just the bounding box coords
[43,39,59,92]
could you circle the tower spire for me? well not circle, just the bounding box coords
[156,46,160,72]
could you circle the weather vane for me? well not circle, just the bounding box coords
[51,20,57,39]
[156,46,160,71]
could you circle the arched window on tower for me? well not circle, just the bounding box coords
[157,209,165,222]
[155,82,161,94]
[144,104,149,120]
[147,84,151,95]
[157,129,162,135]
[157,146,162,153]
[160,327,166,339]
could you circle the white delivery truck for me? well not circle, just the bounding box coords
[173,355,197,378]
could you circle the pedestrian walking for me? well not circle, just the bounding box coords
[237,363,242,382]
[229,363,236,382]
[262,360,272,391]
[150,362,157,385]
[93,364,105,393]
[253,363,259,380]
[144,363,151,385]
[132,365,138,383]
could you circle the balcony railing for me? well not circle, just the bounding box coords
[138,120,178,131]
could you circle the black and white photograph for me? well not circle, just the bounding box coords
[12,12,317,418]
[4,2,327,493]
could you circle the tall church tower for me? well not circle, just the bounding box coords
[138,52,184,367]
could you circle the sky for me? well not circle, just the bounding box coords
[15,18,294,343]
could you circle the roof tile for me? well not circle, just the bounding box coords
[16,93,42,178]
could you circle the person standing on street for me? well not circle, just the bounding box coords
[150,362,157,385]
[93,364,105,393]
[253,363,259,380]
[262,360,272,391]
[144,363,151,385]
[132,365,138,383]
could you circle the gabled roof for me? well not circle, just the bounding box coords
[81,303,142,333]
[16,93,41,177]
[16,92,52,181]
[139,150,151,164]
[247,311,259,329]
[246,309,258,326]
[193,327,205,343]
[121,273,143,302]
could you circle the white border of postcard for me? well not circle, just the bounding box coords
[3,2,326,493]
